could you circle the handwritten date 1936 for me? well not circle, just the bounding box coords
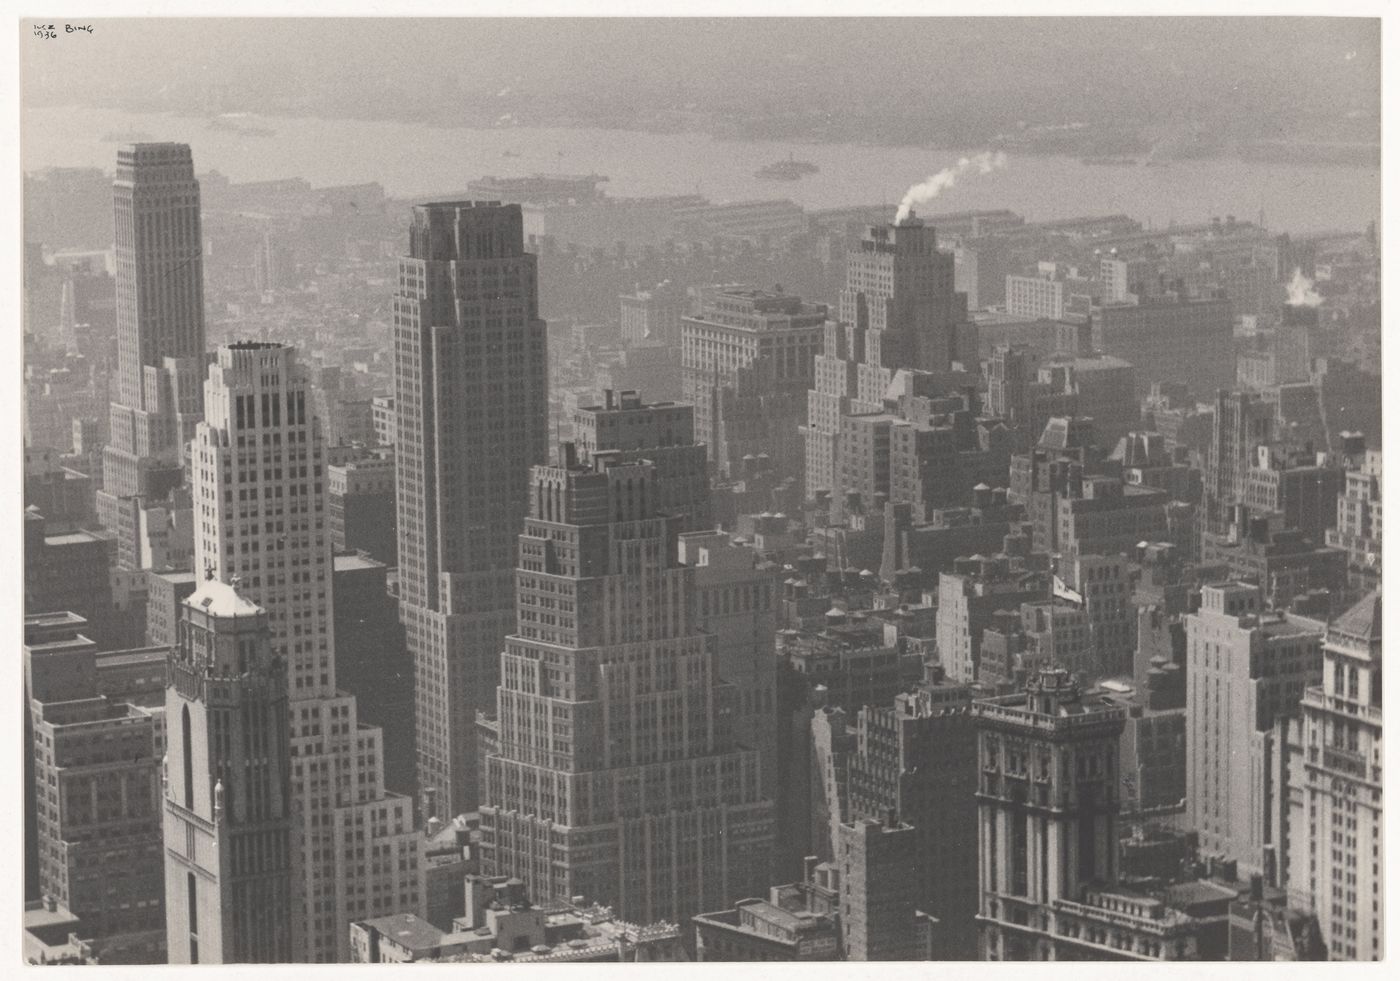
[31,24,93,39]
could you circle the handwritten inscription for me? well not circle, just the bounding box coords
[32,23,93,39]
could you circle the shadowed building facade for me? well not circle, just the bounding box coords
[681,287,825,488]
[393,202,549,816]
[479,445,774,926]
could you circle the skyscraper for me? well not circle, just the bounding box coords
[1326,449,1382,599]
[393,202,549,816]
[840,217,966,385]
[1185,582,1323,878]
[1090,295,1235,400]
[680,287,825,486]
[837,814,926,960]
[678,530,781,798]
[31,695,165,963]
[973,669,1203,960]
[1283,591,1382,960]
[1204,390,1275,533]
[162,580,295,964]
[573,389,712,533]
[845,685,979,958]
[479,445,775,926]
[189,342,419,961]
[97,144,207,556]
[804,218,968,502]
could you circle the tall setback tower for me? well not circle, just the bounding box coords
[189,342,420,961]
[393,202,549,816]
[97,143,207,546]
[479,445,775,926]
[162,580,295,964]
[804,217,967,501]
[839,216,966,393]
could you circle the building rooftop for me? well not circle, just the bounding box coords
[23,899,85,965]
[149,569,199,586]
[226,340,285,351]
[1255,613,1326,641]
[1331,590,1380,644]
[44,530,103,547]
[333,552,386,573]
[360,913,445,954]
[24,610,88,630]
[737,898,815,933]
[1162,879,1239,910]
[186,579,263,618]
[1065,354,1134,372]
[95,647,167,668]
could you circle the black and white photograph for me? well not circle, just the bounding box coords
[8,3,1390,968]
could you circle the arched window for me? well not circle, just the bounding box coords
[182,705,194,810]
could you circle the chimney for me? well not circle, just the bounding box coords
[884,806,898,829]
[604,389,614,410]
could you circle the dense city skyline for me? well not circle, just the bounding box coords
[14,12,1387,968]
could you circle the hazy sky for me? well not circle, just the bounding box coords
[22,18,1380,131]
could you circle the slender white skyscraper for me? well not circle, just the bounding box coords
[188,342,420,962]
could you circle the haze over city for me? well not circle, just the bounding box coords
[15,12,1386,970]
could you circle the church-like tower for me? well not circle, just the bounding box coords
[163,579,294,964]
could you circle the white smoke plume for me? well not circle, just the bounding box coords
[894,151,1007,224]
[1285,267,1322,307]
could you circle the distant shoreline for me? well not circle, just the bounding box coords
[21,100,1382,171]
[21,103,1380,237]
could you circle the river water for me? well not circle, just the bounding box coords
[22,104,1381,236]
